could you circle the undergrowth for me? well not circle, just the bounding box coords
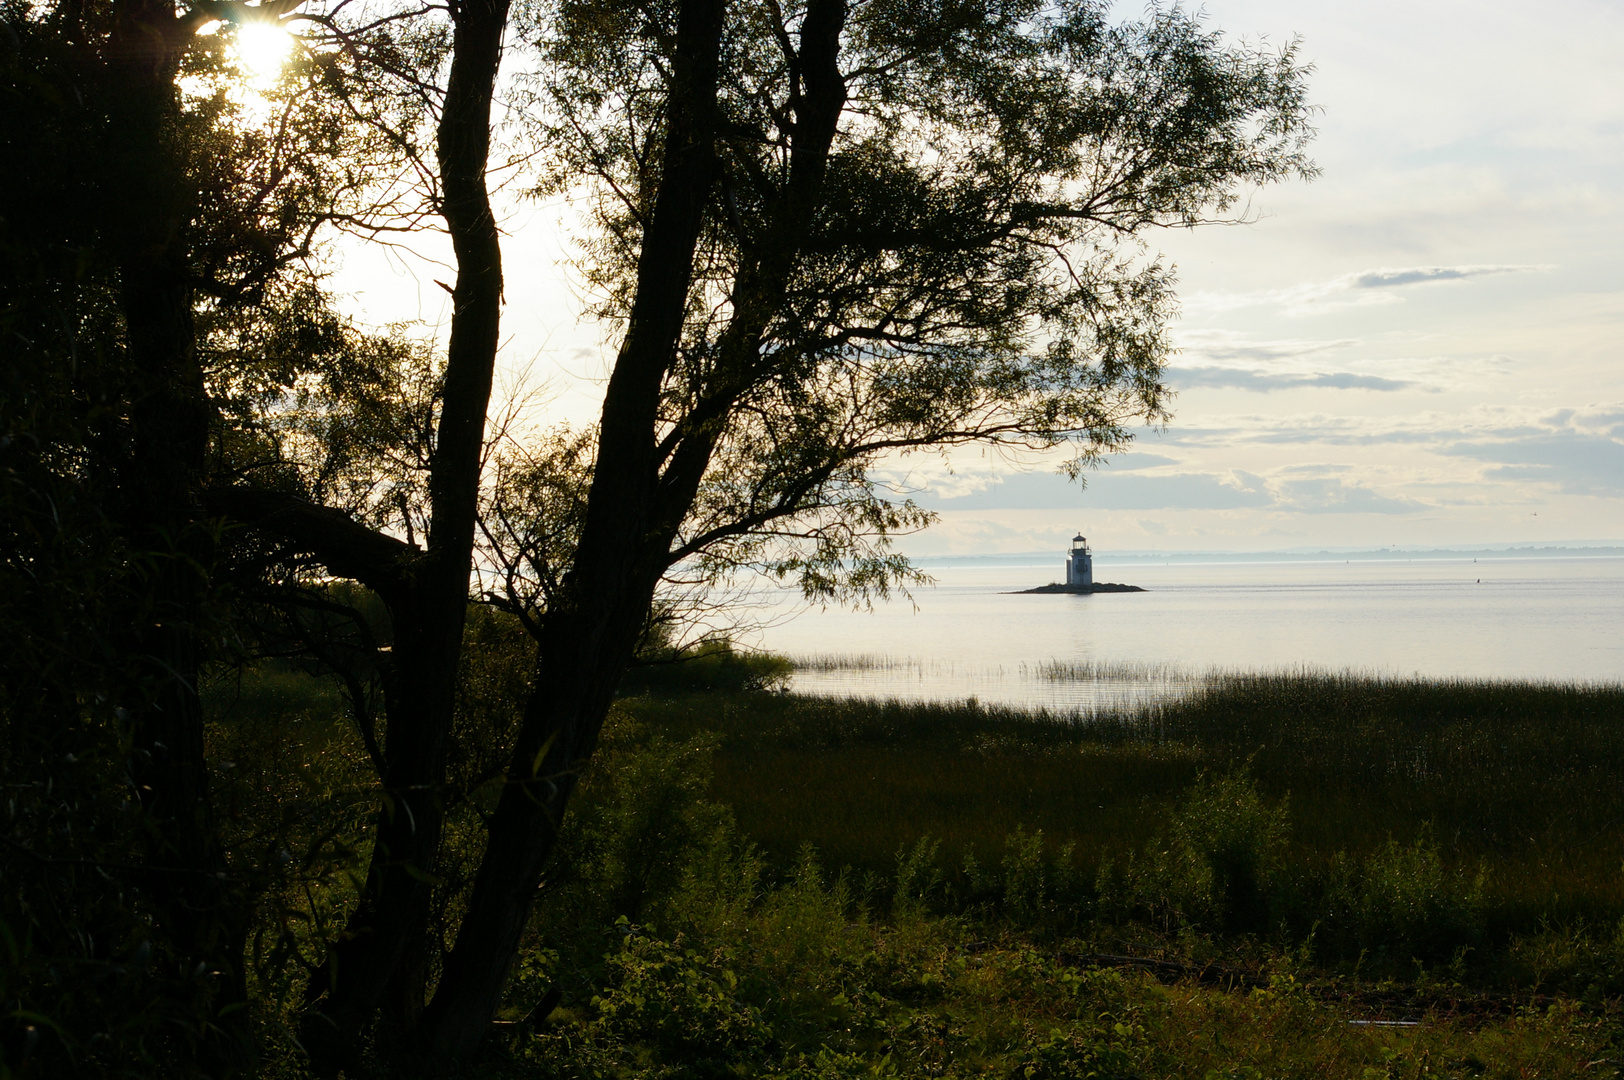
[205,648,1624,1078]
[438,703,1624,1080]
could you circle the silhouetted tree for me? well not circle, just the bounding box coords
[415,0,1315,1055]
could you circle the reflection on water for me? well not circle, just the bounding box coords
[751,554,1624,710]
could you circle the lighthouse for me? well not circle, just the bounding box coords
[1064,533,1093,588]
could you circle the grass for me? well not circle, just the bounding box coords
[502,910,1621,1080]
[617,672,1624,951]
[784,653,1195,686]
[195,646,1624,1077]
[473,666,1624,1079]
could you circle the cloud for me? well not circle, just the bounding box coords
[1187,263,1550,315]
[1348,265,1538,289]
[1440,431,1624,495]
[1272,477,1424,515]
[1154,403,1624,499]
[914,465,1433,516]
[1175,332,1360,362]
[914,469,1272,511]
[1102,453,1181,471]
[896,404,1624,522]
[1083,473,1276,511]
[1169,366,1418,392]
[879,450,1185,502]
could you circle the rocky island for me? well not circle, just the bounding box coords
[1014,581,1145,594]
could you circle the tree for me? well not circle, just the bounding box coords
[201,0,519,1058]
[411,0,1315,1055]
[4,0,1313,1066]
[0,0,468,1067]
[0,0,377,1064]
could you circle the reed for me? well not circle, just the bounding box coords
[1026,658,1195,683]
[787,653,1194,685]
[618,672,1624,936]
[786,653,965,674]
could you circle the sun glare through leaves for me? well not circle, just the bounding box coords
[232,20,292,92]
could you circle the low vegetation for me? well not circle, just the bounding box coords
[484,662,1624,1079]
[188,645,1624,1076]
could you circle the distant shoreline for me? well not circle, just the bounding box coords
[1009,582,1145,594]
[908,544,1624,568]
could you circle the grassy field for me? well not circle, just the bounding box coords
[203,648,1624,1077]
[483,668,1624,1079]
[618,673,1624,945]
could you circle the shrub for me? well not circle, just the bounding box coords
[1003,826,1051,925]
[1011,1021,1145,1080]
[590,928,775,1074]
[751,845,868,980]
[547,727,736,931]
[893,837,944,918]
[1000,827,1086,928]
[1105,769,1289,934]
[1320,830,1486,965]
[619,639,793,696]
[766,1047,900,1078]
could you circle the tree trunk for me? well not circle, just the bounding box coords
[414,0,728,1055]
[107,0,252,1067]
[413,0,854,1055]
[302,0,511,1061]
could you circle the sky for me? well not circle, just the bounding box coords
[328,0,1624,556]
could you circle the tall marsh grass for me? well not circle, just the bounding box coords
[508,727,1622,1078]
[788,653,1193,685]
[619,671,1624,948]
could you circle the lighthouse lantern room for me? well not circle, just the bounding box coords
[1065,533,1093,588]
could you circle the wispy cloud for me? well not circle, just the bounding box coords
[1271,476,1424,515]
[1347,266,1534,289]
[1158,404,1624,497]
[887,403,1624,520]
[908,459,1440,515]
[1169,332,1429,392]
[1169,367,1419,393]
[906,468,1270,512]
[1440,429,1624,495]
[1187,263,1550,315]
[1175,332,1360,362]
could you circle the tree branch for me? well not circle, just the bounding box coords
[206,486,416,599]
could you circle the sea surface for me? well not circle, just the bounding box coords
[742,553,1624,713]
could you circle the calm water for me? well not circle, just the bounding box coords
[744,555,1624,712]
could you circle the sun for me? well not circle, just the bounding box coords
[233,21,292,90]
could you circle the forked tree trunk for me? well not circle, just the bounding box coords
[414,0,729,1055]
[301,0,511,1061]
[415,0,858,1055]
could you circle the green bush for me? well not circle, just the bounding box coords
[945,829,1087,929]
[750,845,868,981]
[590,929,774,1075]
[1011,1021,1145,1080]
[1001,827,1051,925]
[1320,830,1486,965]
[765,1047,899,1078]
[1103,769,1289,935]
[1000,828,1086,928]
[893,837,944,918]
[618,640,793,696]
[542,724,738,938]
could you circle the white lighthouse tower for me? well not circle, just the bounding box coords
[1064,533,1093,588]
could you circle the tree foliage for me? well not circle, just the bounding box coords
[490,0,1315,605]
